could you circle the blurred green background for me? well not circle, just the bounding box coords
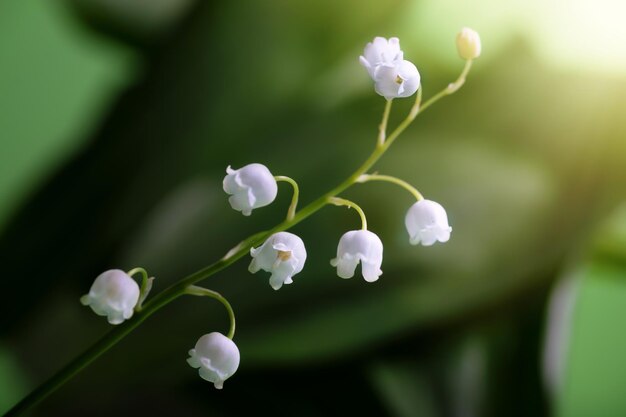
[1,0,625,416]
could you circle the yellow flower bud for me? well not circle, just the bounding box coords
[456,27,481,60]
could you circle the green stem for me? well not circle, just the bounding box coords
[409,87,422,120]
[357,174,424,201]
[184,286,236,339]
[127,267,148,283]
[377,99,393,146]
[6,60,473,417]
[3,288,186,417]
[274,176,299,221]
[127,267,152,311]
[328,197,368,230]
[418,60,472,113]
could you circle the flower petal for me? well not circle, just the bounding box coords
[362,261,382,282]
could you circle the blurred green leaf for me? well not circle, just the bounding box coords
[591,203,626,267]
[0,345,27,414]
[556,261,626,417]
[0,0,136,233]
[1,0,626,415]
[368,361,438,417]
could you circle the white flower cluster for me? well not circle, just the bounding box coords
[359,37,421,100]
[222,163,451,288]
[79,31,472,391]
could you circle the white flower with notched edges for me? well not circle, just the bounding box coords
[330,230,383,282]
[405,200,452,246]
[80,269,140,325]
[249,232,307,290]
[456,27,481,60]
[374,60,420,100]
[359,36,403,80]
[223,163,278,216]
[359,36,420,99]
[187,332,240,389]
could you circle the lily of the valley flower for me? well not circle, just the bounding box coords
[359,36,403,79]
[223,163,278,216]
[80,269,140,325]
[405,200,452,246]
[374,60,420,100]
[456,27,482,60]
[249,232,307,290]
[187,332,240,389]
[330,230,383,282]
[360,36,421,100]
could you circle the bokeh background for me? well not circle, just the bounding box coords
[1,0,626,416]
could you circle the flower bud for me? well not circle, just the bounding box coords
[330,230,383,282]
[249,232,307,290]
[223,163,278,216]
[405,200,452,246]
[456,27,481,60]
[187,332,240,389]
[80,269,140,325]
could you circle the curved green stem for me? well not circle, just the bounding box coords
[127,267,153,311]
[357,174,424,201]
[328,197,368,230]
[419,60,472,113]
[127,267,148,283]
[184,285,236,339]
[274,176,299,221]
[6,59,474,417]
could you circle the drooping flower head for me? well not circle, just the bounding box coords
[223,163,278,216]
[330,230,383,282]
[456,27,482,60]
[80,269,140,325]
[405,200,452,246]
[249,232,307,290]
[187,332,240,389]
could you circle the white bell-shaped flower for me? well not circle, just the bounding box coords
[187,332,240,389]
[359,36,403,80]
[374,60,421,100]
[80,269,140,325]
[405,200,452,246]
[249,232,307,290]
[456,27,482,60]
[223,163,278,216]
[330,230,383,282]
